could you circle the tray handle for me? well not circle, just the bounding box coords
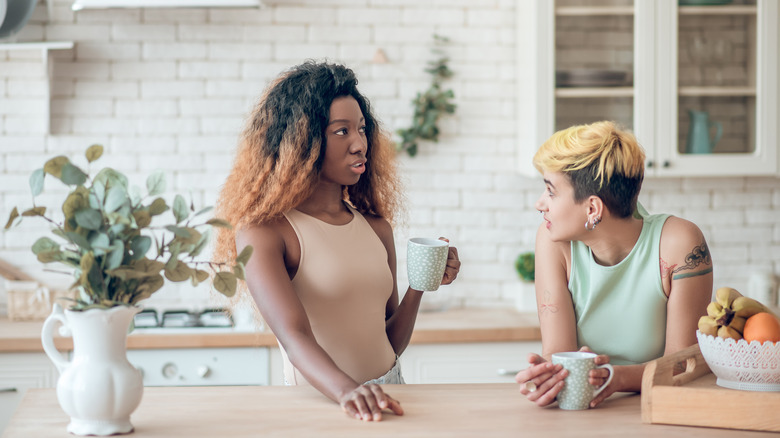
[641,343,711,423]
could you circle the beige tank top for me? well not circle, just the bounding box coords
[279,205,396,385]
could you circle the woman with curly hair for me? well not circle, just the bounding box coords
[514,121,712,409]
[214,61,460,422]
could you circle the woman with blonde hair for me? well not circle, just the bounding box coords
[515,121,712,408]
[213,61,460,421]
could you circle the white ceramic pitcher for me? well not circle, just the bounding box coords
[41,303,143,436]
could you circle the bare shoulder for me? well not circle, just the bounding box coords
[236,217,290,253]
[660,216,712,279]
[660,216,708,254]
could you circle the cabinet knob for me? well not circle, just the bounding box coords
[647,161,654,168]
[662,160,670,168]
[197,365,211,378]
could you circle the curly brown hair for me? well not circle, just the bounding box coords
[213,61,403,265]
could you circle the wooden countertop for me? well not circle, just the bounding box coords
[4,384,775,437]
[0,308,541,352]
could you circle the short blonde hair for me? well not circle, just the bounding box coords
[533,121,645,217]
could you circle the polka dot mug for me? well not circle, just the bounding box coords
[551,351,614,410]
[406,237,448,292]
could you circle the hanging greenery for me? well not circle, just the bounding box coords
[396,34,456,157]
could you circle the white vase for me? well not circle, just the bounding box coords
[41,303,144,436]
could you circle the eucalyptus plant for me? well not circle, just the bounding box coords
[4,145,251,311]
[396,34,457,157]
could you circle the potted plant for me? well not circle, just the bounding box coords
[514,251,535,311]
[5,145,251,436]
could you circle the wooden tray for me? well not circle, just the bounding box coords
[641,344,780,432]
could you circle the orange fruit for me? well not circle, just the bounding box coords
[743,312,780,344]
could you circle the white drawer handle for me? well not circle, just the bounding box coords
[496,369,520,376]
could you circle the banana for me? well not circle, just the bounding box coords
[698,315,719,336]
[715,287,742,308]
[728,315,747,336]
[717,325,743,341]
[732,296,768,319]
[707,301,726,319]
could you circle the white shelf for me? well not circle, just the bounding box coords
[0,41,74,51]
[678,5,756,15]
[556,6,634,16]
[555,87,634,98]
[72,0,263,10]
[678,86,757,97]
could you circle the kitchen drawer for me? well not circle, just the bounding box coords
[0,352,59,434]
[126,347,269,387]
[400,341,541,384]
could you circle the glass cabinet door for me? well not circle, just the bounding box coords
[654,0,777,176]
[554,0,635,131]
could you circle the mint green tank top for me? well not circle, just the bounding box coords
[568,210,670,365]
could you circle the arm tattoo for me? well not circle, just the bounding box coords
[660,257,676,279]
[671,241,712,280]
[539,289,558,315]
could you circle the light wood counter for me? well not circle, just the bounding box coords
[0,308,540,352]
[4,384,775,437]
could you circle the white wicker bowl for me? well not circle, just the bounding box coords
[696,330,780,392]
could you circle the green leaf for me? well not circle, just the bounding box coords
[106,241,124,270]
[61,163,88,186]
[193,206,213,217]
[43,156,69,178]
[173,195,188,224]
[104,185,128,213]
[21,207,46,217]
[206,218,232,229]
[233,263,245,281]
[133,258,165,274]
[130,236,152,260]
[32,237,60,255]
[89,233,111,256]
[29,168,45,197]
[213,271,238,297]
[93,167,128,191]
[85,144,104,163]
[192,269,210,286]
[65,231,92,250]
[74,208,103,230]
[149,198,168,216]
[37,250,63,263]
[146,171,166,196]
[135,274,164,299]
[133,210,152,228]
[165,225,191,239]
[236,245,253,266]
[189,229,211,258]
[4,207,19,229]
[164,261,192,282]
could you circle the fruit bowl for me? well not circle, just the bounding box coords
[696,330,780,392]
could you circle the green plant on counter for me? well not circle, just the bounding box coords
[515,252,535,283]
[396,34,456,157]
[4,145,252,311]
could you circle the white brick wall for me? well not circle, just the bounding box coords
[0,0,778,315]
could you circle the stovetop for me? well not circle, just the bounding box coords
[132,308,236,334]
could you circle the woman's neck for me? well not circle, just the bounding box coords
[583,216,644,267]
[295,183,350,222]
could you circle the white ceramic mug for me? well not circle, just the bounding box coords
[406,237,448,292]
[551,351,614,410]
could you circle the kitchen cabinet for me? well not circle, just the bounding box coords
[516,0,779,177]
[0,352,58,434]
[399,341,542,384]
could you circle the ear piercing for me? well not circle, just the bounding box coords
[585,216,601,231]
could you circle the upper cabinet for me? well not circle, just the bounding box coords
[516,0,779,177]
